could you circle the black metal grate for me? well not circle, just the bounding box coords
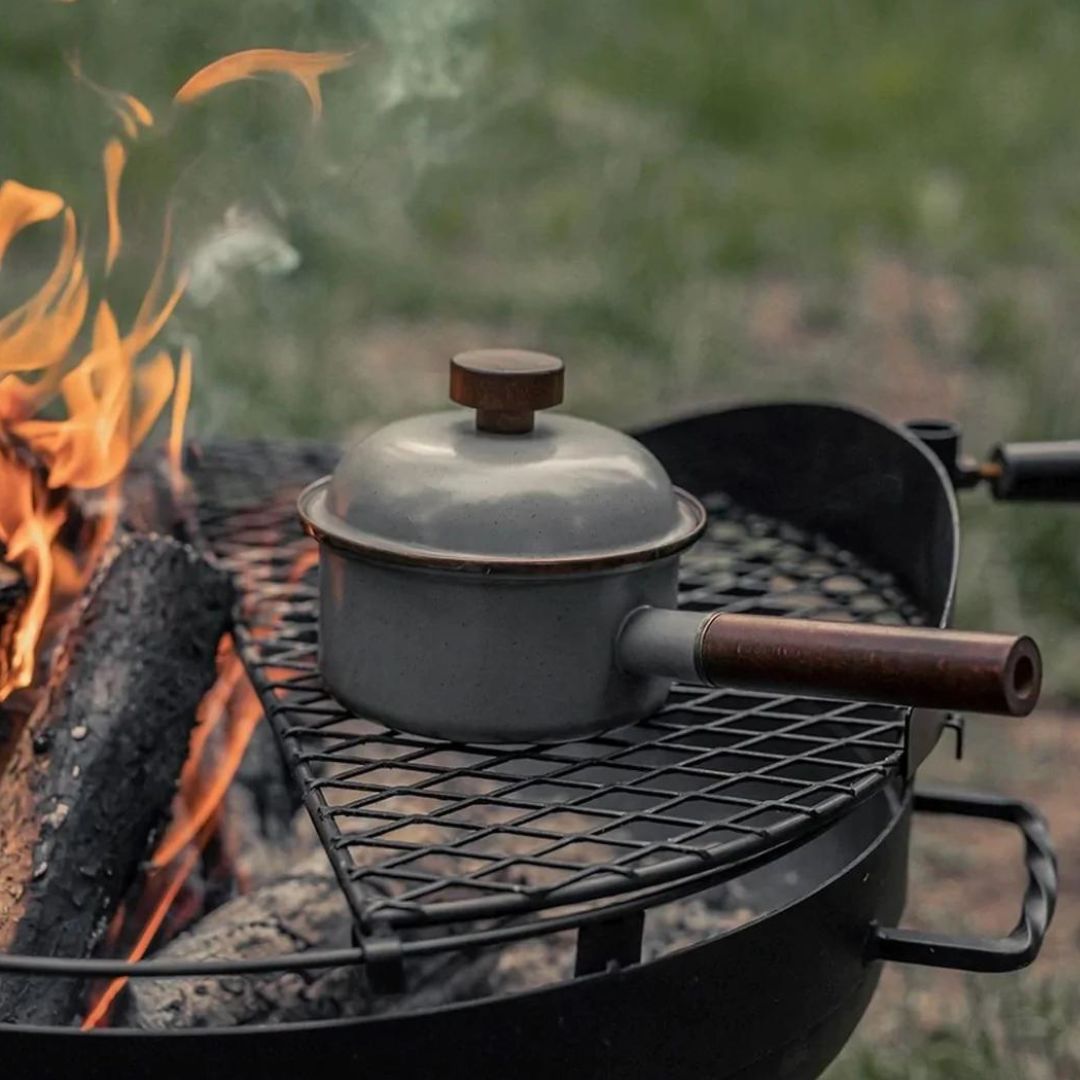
[193,441,914,933]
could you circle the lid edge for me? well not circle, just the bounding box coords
[297,477,707,576]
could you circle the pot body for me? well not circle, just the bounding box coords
[318,550,676,742]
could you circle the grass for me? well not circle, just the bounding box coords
[2,6,1079,1072]
[828,975,1080,1080]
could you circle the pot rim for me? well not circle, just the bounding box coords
[297,476,708,576]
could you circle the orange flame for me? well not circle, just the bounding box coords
[103,139,126,274]
[168,347,193,493]
[174,49,353,120]
[66,55,155,140]
[0,204,88,374]
[0,193,184,701]
[0,127,191,699]
[0,182,65,266]
[80,835,204,1029]
[151,645,264,868]
[1,40,348,1021]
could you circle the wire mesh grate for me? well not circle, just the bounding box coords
[192,441,913,932]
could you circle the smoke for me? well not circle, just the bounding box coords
[0,0,509,438]
[185,207,301,309]
[366,0,491,111]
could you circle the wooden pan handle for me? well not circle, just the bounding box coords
[618,609,1041,717]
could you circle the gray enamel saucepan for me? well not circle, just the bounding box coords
[299,350,1041,743]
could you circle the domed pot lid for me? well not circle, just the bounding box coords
[298,350,706,574]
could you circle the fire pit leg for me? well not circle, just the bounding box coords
[574,912,645,977]
[359,927,407,996]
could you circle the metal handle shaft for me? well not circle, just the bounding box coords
[989,440,1080,501]
[618,609,1041,717]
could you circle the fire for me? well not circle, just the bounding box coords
[1,40,350,1025]
[0,47,352,700]
[65,55,155,141]
[102,140,126,275]
[0,180,184,699]
[174,48,353,120]
[168,348,193,492]
[0,183,65,264]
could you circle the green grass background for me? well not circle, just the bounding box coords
[1,2,1078,1072]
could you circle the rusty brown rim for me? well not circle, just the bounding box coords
[296,476,708,576]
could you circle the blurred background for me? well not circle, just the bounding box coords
[1,1,1077,1073]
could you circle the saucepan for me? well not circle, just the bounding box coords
[299,350,1040,742]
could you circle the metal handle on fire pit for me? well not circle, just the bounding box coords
[870,790,1058,973]
[988,440,1080,502]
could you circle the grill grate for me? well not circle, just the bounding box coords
[193,441,914,933]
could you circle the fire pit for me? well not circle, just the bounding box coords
[0,400,1059,1080]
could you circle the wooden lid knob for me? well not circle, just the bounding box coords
[450,349,565,434]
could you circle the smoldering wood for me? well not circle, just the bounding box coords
[125,811,753,1028]
[123,767,753,1027]
[226,785,318,891]
[119,853,360,1029]
[231,719,302,858]
[0,533,233,1026]
[119,850,497,1029]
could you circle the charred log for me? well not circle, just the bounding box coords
[119,853,360,1029]
[0,534,233,1026]
[119,852,496,1029]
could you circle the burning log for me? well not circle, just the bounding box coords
[0,534,233,1026]
[0,560,27,697]
[119,851,497,1029]
[119,853,362,1029]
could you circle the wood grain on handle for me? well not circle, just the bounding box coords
[696,614,1041,717]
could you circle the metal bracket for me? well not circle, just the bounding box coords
[905,707,949,778]
[355,923,407,995]
[574,911,645,977]
[943,713,965,760]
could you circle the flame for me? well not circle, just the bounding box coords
[174,49,353,120]
[168,347,193,492]
[0,206,88,374]
[0,38,349,1020]
[0,182,64,266]
[0,144,190,698]
[66,55,155,140]
[80,836,204,1029]
[103,140,126,274]
[151,645,264,868]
